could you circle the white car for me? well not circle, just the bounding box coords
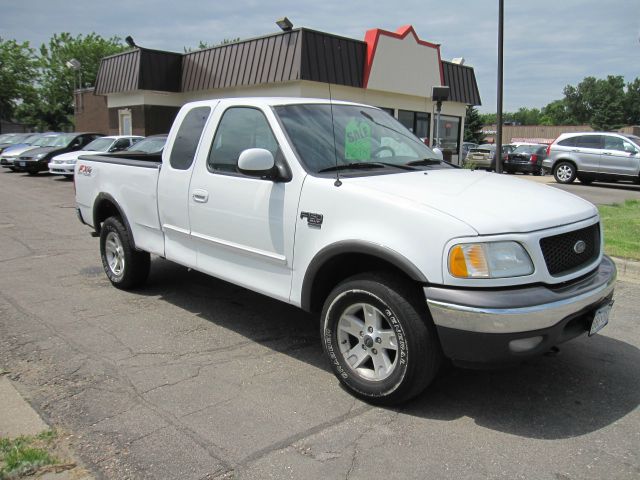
[48,135,143,178]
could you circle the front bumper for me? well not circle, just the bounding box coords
[0,157,16,167]
[49,161,75,175]
[425,256,616,364]
[13,159,47,172]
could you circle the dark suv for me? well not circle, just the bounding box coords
[542,132,640,185]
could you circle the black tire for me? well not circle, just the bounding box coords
[99,216,150,289]
[553,161,576,184]
[8,167,15,172]
[27,170,38,176]
[577,176,593,185]
[321,272,442,405]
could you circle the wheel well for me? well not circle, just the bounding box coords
[306,253,423,314]
[554,159,577,171]
[93,198,121,234]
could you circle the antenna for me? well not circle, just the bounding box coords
[328,82,342,187]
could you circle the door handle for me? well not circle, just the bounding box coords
[192,189,209,203]
[602,152,612,155]
[571,149,581,152]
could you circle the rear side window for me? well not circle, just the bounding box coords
[575,135,603,149]
[557,137,576,147]
[170,106,211,170]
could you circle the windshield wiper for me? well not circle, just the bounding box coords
[405,158,444,167]
[318,162,417,173]
[318,162,388,173]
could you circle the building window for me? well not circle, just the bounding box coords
[118,110,132,135]
[435,115,461,153]
[397,110,431,141]
[377,107,395,117]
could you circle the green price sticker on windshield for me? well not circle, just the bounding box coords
[345,119,372,160]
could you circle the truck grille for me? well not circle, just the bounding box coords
[539,223,600,276]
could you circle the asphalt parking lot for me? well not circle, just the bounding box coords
[0,171,638,480]
[513,172,640,205]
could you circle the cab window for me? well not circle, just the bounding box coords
[207,107,280,174]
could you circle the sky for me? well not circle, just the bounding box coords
[2,0,639,112]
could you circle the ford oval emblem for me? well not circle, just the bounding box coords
[573,240,586,254]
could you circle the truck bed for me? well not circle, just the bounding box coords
[75,152,165,257]
[78,152,162,168]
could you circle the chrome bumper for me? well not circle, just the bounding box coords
[425,256,616,334]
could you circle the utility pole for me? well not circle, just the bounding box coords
[495,0,504,173]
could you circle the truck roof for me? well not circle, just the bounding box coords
[182,97,370,109]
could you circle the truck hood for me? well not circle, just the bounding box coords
[349,169,598,235]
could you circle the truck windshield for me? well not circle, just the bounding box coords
[274,104,450,174]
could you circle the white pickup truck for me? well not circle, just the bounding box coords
[75,97,616,404]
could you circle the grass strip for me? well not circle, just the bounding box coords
[0,430,68,479]
[599,200,640,261]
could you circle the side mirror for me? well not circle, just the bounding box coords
[238,148,275,179]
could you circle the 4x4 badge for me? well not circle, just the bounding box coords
[573,240,586,254]
[300,211,323,228]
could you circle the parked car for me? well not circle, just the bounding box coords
[14,132,104,175]
[75,97,615,405]
[49,135,143,178]
[0,133,39,155]
[463,144,514,170]
[124,134,168,154]
[503,144,547,175]
[461,142,478,159]
[0,134,61,171]
[543,132,640,185]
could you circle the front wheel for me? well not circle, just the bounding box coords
[321,273,442,405]
[99,216,150,289]
[553,161,576,184]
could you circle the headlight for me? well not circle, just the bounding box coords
[448,241,533,278]
[35,153,46,159]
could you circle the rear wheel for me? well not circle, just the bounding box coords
[99,216,150,289]
[321,273,442,405]
[553,161,576,184]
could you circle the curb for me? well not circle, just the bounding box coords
[611,256,640,282]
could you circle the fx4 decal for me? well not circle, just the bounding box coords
[77,164,93,176]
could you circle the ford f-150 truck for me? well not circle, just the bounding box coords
[75,98,616,404]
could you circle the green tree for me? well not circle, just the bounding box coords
[624,77,640,126]
[562,75,626,130]
[511,107,542,125]
[539,99,575,125]
[17,33,126,130]
[479,112,496,125]
[0,38,37,126]
[464,106,485,143]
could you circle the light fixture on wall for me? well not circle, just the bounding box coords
[432,86,450,149]
[66,58,82,111]
[276,17,293,32]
